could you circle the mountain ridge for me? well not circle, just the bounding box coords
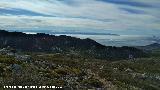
[136,43,160,51]
[0,30,147,60]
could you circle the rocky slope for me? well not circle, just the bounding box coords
[0,30,147,59]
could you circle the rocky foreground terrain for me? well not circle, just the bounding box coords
[0,47,160,90]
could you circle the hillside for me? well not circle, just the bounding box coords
[0,30,159,90]
[0,30,147,60]
[0,52,159,90]
[137,43,160,51]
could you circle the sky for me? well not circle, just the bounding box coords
[0,0,160,35]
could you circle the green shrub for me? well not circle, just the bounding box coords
[54,68,68,76]
[83,78,103,88]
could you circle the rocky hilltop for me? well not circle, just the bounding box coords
[0,30,147,59]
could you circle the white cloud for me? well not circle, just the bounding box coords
[0,0,160,34]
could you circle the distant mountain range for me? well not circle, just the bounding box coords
[137,43,160,51]
[0,30,147,60]
[8,29,120,36]
[50,32,120,36]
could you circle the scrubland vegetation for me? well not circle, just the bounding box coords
[0,52,160,90]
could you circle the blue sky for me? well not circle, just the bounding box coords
[0,0,160,35]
